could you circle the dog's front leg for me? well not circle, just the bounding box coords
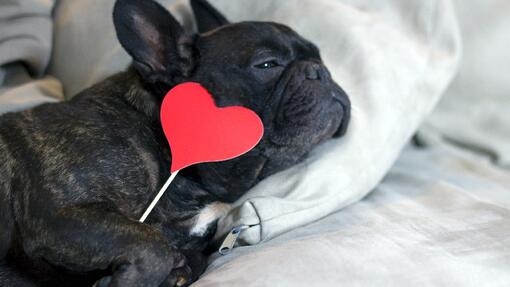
[21,203,187,287]
[159,250,208,287]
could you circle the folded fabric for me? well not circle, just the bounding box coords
[208,0,461,244]
[421,0,510,168]
[49,0,461,245]
[0,0,54,76]
[0,64,62,115]
[193,2,510,284]
[194,142,510,286]
[0,0,62,115]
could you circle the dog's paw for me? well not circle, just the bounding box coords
[161,265,193,287]
[93,276,112,287]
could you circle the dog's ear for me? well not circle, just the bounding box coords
[113,0,194,84]
[190,0,229,33]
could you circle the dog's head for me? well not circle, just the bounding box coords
[113,0,350,199]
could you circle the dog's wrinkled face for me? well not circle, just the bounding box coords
[191,22,350,182]
[193,22,350,148]
[114,0,350,199]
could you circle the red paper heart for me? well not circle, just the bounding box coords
[161,82,264,172]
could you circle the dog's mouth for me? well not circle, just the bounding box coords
[331,86,351,138]
[263,61,351,147]
[188,62,351,195]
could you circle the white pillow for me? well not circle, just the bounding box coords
[421,0,510,168]
[49,0,461,245]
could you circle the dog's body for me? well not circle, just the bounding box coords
[0,0,350,286]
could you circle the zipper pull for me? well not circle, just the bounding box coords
[218,224,252,255]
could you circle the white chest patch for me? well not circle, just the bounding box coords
[190,202,231,237]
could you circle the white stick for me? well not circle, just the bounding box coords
[139,170,180,222]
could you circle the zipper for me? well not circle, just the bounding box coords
[218,224,259,255]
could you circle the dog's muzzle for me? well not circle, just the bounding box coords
[264,60,351,143]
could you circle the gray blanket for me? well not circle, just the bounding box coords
[0,0,62,115]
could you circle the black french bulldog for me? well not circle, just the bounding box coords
[0,0,350,286]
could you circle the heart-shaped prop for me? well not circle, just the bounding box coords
[139,82,264,222]
[161,82,264,172]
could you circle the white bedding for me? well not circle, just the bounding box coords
[192,0,510,285]
[195,142,510,287]
[1,0,509,286]
[205,0,460,245]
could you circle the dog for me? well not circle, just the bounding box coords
[0,0,350,286]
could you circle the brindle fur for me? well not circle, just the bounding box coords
[0,0,350,286]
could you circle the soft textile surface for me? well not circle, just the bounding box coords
[48,0,190,97]
[194,143,510,287]
[0,0,63,115]
[191,1,510,285]
[11,0,461,246]
[206,0,460,244]
[1,0,508,286]
[421,0,510,168]
[0,0,53,76]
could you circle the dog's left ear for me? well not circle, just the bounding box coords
[113,0,194,85]
[190,0,230,33]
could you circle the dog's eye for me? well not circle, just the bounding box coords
[254,60,279,69]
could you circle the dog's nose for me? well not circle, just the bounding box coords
[305,63,322,80]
